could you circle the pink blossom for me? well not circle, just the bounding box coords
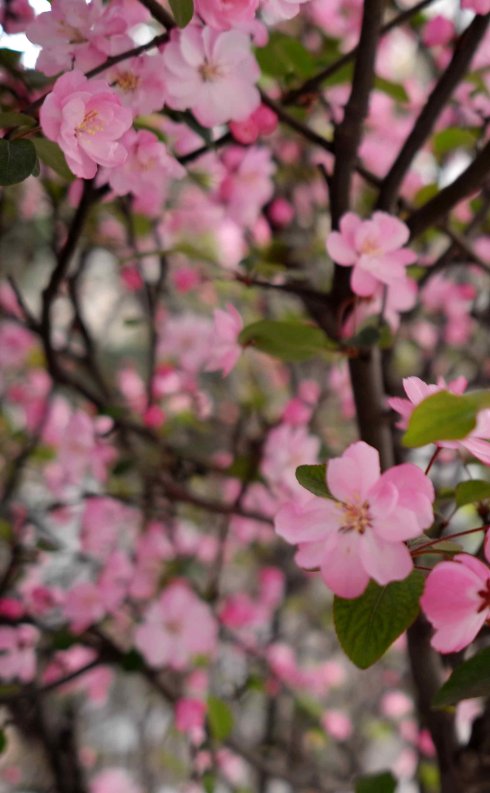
[206,304,244,376]
[275,441,434,598]
[420,552,490,653]
[103,129,184,215]
[64,581,106,634]
[109,54,167,116]
[163,24,260,127]
[423,15,455,47]
[195,0,259,29]
[326,212,417,297]
[219,145,276,227]
[321,709,353,740]
[0,625,39,683]
[261,0,311,24]
[461,0,490,12]
[388,376,490,465]
[134,581,217,669]
[229,103,277,144]
[90,768,142,793]
[175,698,207,734]
[1,0,34,33]
[262,424,320,496]
[40,71,133,179]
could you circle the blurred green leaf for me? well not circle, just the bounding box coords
[355,771,397,793]
[239,319,336,361]
[375,76,409,103]
[32,138,74,180]
[207,696,234,741]
[0,139,37,186]
[256,32,316,78]
[433,647,490,707]
[433,127,477,157]
[456,480,490,507]
[0,111,36,129]
[169,0,194,27]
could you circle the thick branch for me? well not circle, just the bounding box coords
[407,140,490,238]
[378,14,489,211]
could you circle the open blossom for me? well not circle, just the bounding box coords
[40,71,133,179]
[389,376,490,465]
[420,550,490,653]
[103,129,184,216]
[109,54,167,116]
[134,581,217,669]
[27,0,147,76]
[326,212,417,297]
[206,304,244,376]
[261,0,311,24]
[162,25,260,127]
[195,0,259,29]
[275,441,434,598]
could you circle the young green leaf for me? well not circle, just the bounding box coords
[355,771,397,793]
[207,696,234,741]
[433,647,490,707]
[295,464,330,498]
[169,0,194,28]
[239,319,336,362]
[455,479,490,507]
[403,391,490,448]
[32,138,74,180]
[333,572,425,669]
[0,139,37,186]
[0,111,36,129]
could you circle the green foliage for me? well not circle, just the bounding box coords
[0,111,36,129]
[207,696,234,740]
[0,730,7,755]
[433,647,490,707]
[455,479,490,507]
[374,76,409,103]
[403,391,490,448]
[432,127,477,157]
[256,32,316,78]
[239,319,336,361]
[0,138,37,186]
[355,771,397,793]
[295,464,330,497]
[169,0,194,27]
[32,138,74,180]
[333,572,425,669]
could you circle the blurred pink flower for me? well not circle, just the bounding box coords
[206,304,244,376]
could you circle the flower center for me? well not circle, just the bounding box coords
[477,579,490,613]
[340,501,372,534]
[115,71,140,93]
[360,236,382,256]
[76,110,104,136]
[58,22,87,44]
[199,59,223,82]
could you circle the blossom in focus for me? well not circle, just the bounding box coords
[162,25,260,127]
[134,581,217,669]
[388,376,490,465]
[109,54,167,116]
[420,550,490,653]
[40,71,133,179]
[206,304,244,376]
[326,211,417,297]
[275,441,434,598]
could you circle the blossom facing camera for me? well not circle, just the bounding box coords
[40,71,133,179]
[275,441,434,599]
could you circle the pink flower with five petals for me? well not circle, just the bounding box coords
[275,441,434,599]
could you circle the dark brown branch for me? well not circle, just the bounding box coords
[407,140,490,238]
[283,0,437,106]
[377,14,489,211]
[137,0,176,30]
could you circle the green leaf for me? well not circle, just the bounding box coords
[0,730,7,755]
[256,32,316,78]
[333,572,425,669]
[403,391,490,448]
[375,76,409,103]
[207,696,234,741]
[355,771,397,793]
[0,111,36,129]
[296,464,330,498]
[239,319,336,362]
[169,0,194,28]
[0,138,37,186]
[433,647,490,707]
[202,773,215,793]
[433,127,477,157]
[456,479,490,507]
[32,138,74,180]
